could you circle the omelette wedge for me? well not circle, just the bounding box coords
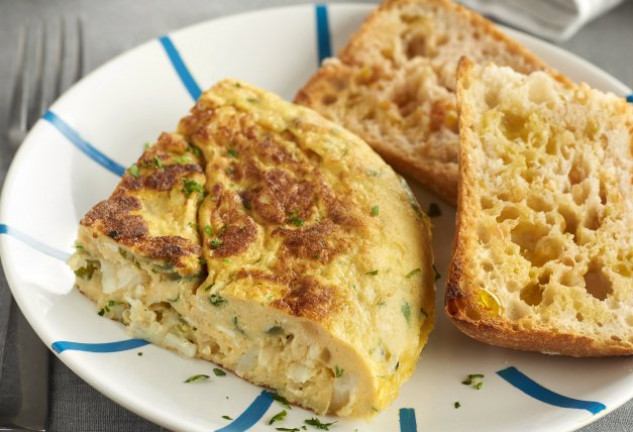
[69,79,435,417]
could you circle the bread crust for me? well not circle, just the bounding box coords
[295,0,570,204]
[446,58,633,357]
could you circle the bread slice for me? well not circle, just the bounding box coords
[69,79,435,416]
[446,58,633,357]
[295,0,568,204]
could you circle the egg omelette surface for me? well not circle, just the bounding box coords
[68,79,435,417]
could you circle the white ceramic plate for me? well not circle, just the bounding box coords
[1,4,632,432]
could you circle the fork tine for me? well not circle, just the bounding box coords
[7,24,30,147]
[52,18,66,102]
[28,20,47,129]
[74,17,84,82]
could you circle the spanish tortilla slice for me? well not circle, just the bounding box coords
[69,79,435,417]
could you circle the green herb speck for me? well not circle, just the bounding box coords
[222,415,233,420]
[209,294,226,307]
[213,368,227,377]
[210,239,223,249]
[184,374,210,383]
[401,301,411,324]
[228,149,239,158]
[334,366,344,378]
[269,410,287,425]
[406,268,421,279]
[129,164,140,177]
[304,418,337,430]
[153,155,163,168]
[288,210,304,227]
[427,202,442,218]
[272,394,291,409]
[366,270,378,276]
[370,205,380,216]
[454,401,461,409]
[204,225,214,236]
[182,178,204,196]
[433,264,441,281]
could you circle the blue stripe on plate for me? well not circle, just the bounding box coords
[215,390,274,432]
[42,111,126,177]
[399,408,417,432]
[315,4,332,64]
[627,94,633,103]
[52,339,149,354]
[0,223,71,260]
[159,35,202,101]
[497,366,606,414]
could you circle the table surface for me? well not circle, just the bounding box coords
[0,0,631,431]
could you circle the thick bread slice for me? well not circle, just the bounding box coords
[446,58,633,357]
[295,0,567,204]
[69,79,435,417]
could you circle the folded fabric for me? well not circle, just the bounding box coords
[458,0,625,41]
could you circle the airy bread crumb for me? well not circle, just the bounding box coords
[446,58,633,357]
[296,0,567,203]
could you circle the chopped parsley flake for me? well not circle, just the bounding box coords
[288,210,304,227]
[204,225,214,236]
[182,178,204,196]
[97,308,105,316]
[184,374,210,383]
[204,283,215,291]
[433,264,441,281]
[213,368,227,377]
[137,352,143,356]
[266,325,283,335]
[427,202,442,218]
[153,155,163,168]
[129,164,140,177]
[222,415,233,420]
[401,301,411,324]
[228,149,239,158]
[210,239,223,249]
[108,230,118,239]
[233,316,245,334]
[175,156,190,164]
[370,205,380,216]
[462,373,484,389]
[366,270,379,276]
[225,166,234,175]
[272,394,291,409]
[74,260,99,280]
[269,410,287,425]
[275,428,302,432]
[188,145,202,157]
[334,366,344,378]
[454,401,461,409]
[209,294,226,307]
[406,268,421,278]
[144,142,151,149]
[304,418,337,430]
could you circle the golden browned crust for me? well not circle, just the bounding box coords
[295,0,571,205]
[81,132,204,269]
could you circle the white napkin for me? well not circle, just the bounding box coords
[457,0,626,41]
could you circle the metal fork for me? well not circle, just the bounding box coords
[7,18,84,148]
[1,18,84,432]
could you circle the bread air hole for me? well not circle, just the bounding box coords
[496,205,521,223]
[583,264,613,301]
[558,203,579,237]
[520,282,544,306]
